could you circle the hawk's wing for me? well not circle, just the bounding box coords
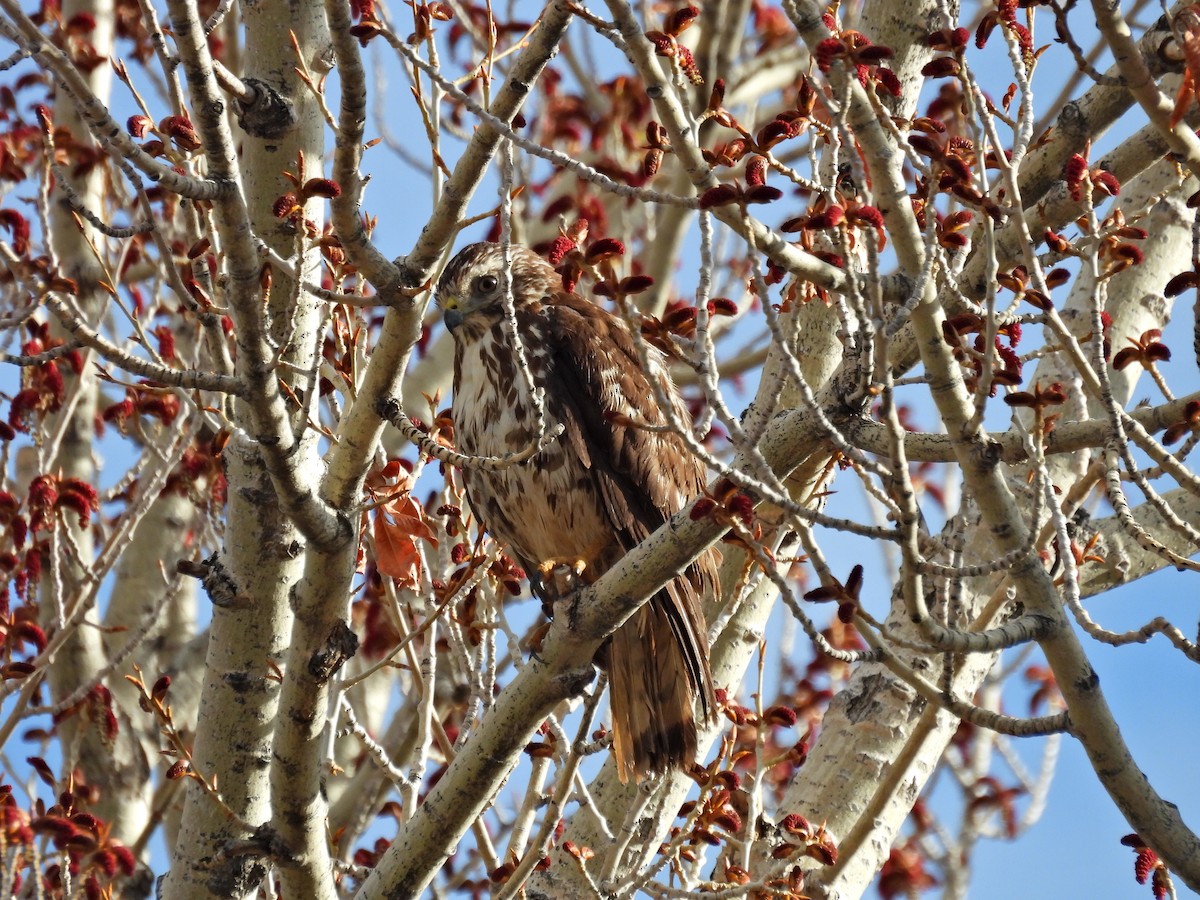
[542,294,716,717]
[543,294,705,542]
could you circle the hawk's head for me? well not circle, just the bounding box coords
[436,242,559,334]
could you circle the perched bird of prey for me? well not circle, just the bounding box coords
[437,241,716,782]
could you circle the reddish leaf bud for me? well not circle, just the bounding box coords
[925,27,969,50]
[301,177,342,199]
[546,235,577,265]
[744,185,782,204]
[1165,271,1200,296]
[664,6,699,36]
[158,115,201,152]
[642,148,664,179]
[857,44,894,63]
[151,675,171,702]
[620,275,654,294]
[763,705,798,727]
[127,115,153,138]
[745,155,768,186]
[707,78,725,109]
[1092,170,1120,197]
[907,134,943,157]
[921,57,961,78]
[712,812,743,833]
[663,304,698,333]
[584,238,625,263]
[707,297,738,316]
[644,30,676,56]
[875,65,905,95]
[698,184,739,208]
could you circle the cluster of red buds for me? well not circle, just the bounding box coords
[0,206,30,255]
[674,781,744,854]
[1047,527,1108,586]
[908,125,1002,217]
[26,473,100,532]
[522,720,558,760]
[967,775,1026,838]
[697,77,820,168]
[771,813,838,865]
[404,0,454,44]
[697,155,783,209]
[488,847,551,884]
[1122,834,1174,900]
[974,0,1034,62]
[126,113,202,158]
[273,156,343,237]
[803,564,863,625]
[919,24,970,83]
[925,26,970,53]
[1047,205,1148,285]
[0,598,45,677]
[1003,382,1067,430]
[1063,152,1120,203]
[782,198,886,254]
[102,383,181,433]
[23,766,138,897]
[545,220,651,302]
[879,840,938,899]
[689,478,757,537]
[937,209,975,250]
[635,295,737,358]
[752,78,821,153]
[642,120,672,180]
[813,27,900,96]
[348,0,387,45]
[1088,209,1148,280]
[1112,328,1171,373]
[163,436,229,509]
[9,321,82,434]
[54,683,119,743]
[1023,664,1062,714]
[996,263,1068,311]
[352,836,393,872]
[1163,398,1200,445]
[40,8,107,72]
[941,311,1024,396]
[644,7,702,84]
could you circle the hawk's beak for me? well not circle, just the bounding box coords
[442,297,464,332]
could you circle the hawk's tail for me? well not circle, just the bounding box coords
[608,591,713,783]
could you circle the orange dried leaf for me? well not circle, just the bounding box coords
[374,494,437,589]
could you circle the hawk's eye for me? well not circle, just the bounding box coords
[474,274,499,294]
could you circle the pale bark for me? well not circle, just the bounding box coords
[160,0,329,893]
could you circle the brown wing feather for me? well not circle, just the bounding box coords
[542,296,717,779]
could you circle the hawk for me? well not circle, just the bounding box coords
[437,241,717,782]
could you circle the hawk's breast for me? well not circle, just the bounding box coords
[453,320,614,568]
